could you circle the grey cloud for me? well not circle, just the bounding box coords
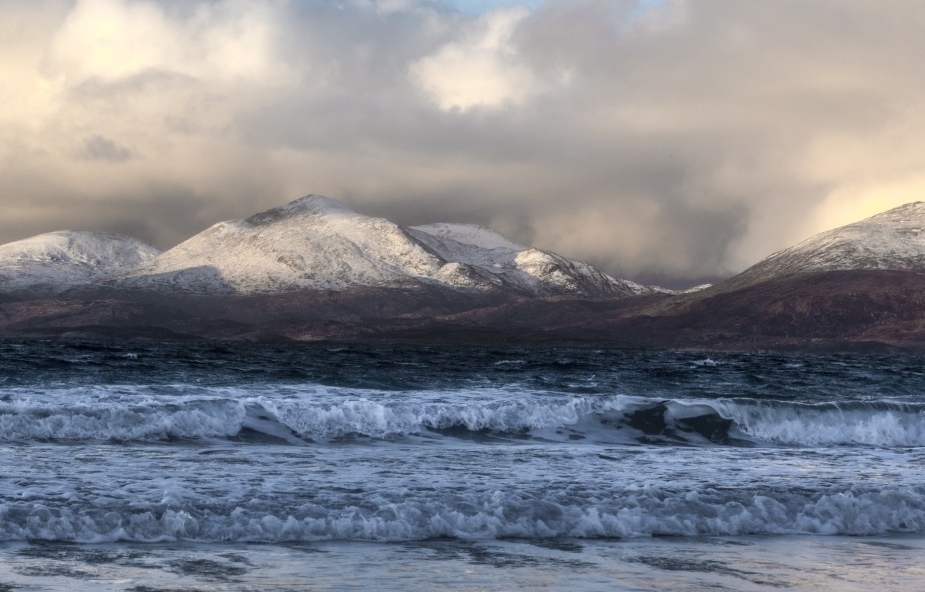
[79,135,132,162]
[0,185,230,250]
[1,0,924,286]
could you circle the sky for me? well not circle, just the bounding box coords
[2,0,925,287]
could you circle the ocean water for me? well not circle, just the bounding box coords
[0,341,923,590]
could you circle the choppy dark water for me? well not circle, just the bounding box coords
[0,341,923,590]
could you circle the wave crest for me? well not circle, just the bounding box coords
[1,389,924,447]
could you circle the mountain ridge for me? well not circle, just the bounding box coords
[2,197,925,350]
[110,194,649,298]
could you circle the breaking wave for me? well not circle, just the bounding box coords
[1,387,924,447]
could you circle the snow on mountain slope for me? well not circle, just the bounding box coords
[407,223,525,272]
[117,195,649,297]
[734,201,925,286]
[410,223,526,253]
[117,195,497,294]
[409,223,651,296]
[0,231,161,294]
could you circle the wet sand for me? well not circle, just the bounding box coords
[0,535,923,591]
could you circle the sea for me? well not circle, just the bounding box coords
[0,340,923,591]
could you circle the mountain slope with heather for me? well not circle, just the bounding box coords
[586,202,925,349]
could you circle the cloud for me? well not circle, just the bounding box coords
[45,0,285,83]
[450,0,545,15]
[1,0,924,286]
[79,135,132,161]
[409,6,548,111]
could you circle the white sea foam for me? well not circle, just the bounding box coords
[0,386,924,447]
[0,484,922,543]
[690,358,720,367]
[716,400,925,447]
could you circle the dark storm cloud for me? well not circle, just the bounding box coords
[0,185,227,250]
[1,0,924,284]
[79,135,133,161]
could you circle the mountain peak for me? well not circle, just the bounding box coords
[244,195,357,226]
[0,230,161,294]
[0,230,160,264]
[283,194,355,214]
[731,200,925,287]
[875,200,925,213]
[861,201,925,225]
[113,194,648,297]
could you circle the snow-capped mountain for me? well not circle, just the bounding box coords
[408,223,649,297]
[115,195,453,294]
[5,198,925,348]
[116,195,647,297]
[0,231,161,295]
[733,202,925,287]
